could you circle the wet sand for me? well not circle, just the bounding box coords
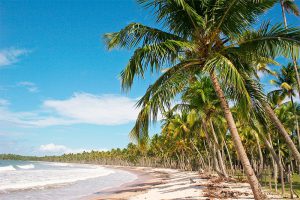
[89,166,167,200]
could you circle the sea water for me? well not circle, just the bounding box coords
[0,160,137,200]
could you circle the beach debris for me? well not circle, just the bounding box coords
[189,178,196,184]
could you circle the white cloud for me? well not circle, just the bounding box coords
[43,93,139,125]
[39,143,68,153]
[0,93,139,127]
[39,143,107,155]
[0,48,28,67]
[17,81,39,93]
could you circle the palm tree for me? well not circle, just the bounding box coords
[280,0,299,27]
[279,0,300,99]
[269,63,300,153]
[180,76,228,177]
[104,1,300,199]
[165,112,197,169]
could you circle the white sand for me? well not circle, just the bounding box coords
[130,168,282,200]
[93,166,282,200]
[130,168,208,200]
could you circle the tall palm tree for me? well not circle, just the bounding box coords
[104,1,300,199]
[270,63,300,151]
[279,0,300,99]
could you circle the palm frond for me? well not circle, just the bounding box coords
[204,53,251,106]
[104,22,184,50]
[129,60,201,141]
[138,0,206,37]
[267,89,286,106]
[283,0,300,16]
[281,82,293,91]
[236,22,300,59]
[234,73,268,120]
[129,104,150,142]
[120,40,196,90]
[210,0,276,37]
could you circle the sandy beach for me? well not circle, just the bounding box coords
[93,166,282,200]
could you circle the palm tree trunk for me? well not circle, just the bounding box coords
[209,119,228,177]
[261,133,284,172]
[212,143,221,172]
[280,0,288,28]
[279,152,285,195]
[203,140,211,170]
[261,132,285,194]
[291,96,300,153]
[293,60,300,99]
[210,71,266,200]
[281,5,300,174]
[280,0,300,101]
[191,141,206,169]
[223,135,234,171]
[255,134,264,178]
[263,102,300,163]
[202,119,225,176]
[271,155,278,192]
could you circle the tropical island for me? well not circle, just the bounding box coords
[1,0,300,200]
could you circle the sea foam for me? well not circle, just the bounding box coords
[16,164,35,169]
[0,165,16,172]
[0,165,114,192]
[0,161,137,200]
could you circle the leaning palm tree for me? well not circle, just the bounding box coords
[104,1,300,199]
[279,0,300,98]
[269,63,300,151]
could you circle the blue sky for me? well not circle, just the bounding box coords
[0,0,299,156]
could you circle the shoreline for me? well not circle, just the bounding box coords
[92,166,283,200]
[0,160,284,199]
[90,166,168,200]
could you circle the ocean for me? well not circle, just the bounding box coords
[0,160,137,200]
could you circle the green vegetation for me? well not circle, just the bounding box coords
[261,171,300,198]
[2,1,300,199]
[103,0,300,199]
